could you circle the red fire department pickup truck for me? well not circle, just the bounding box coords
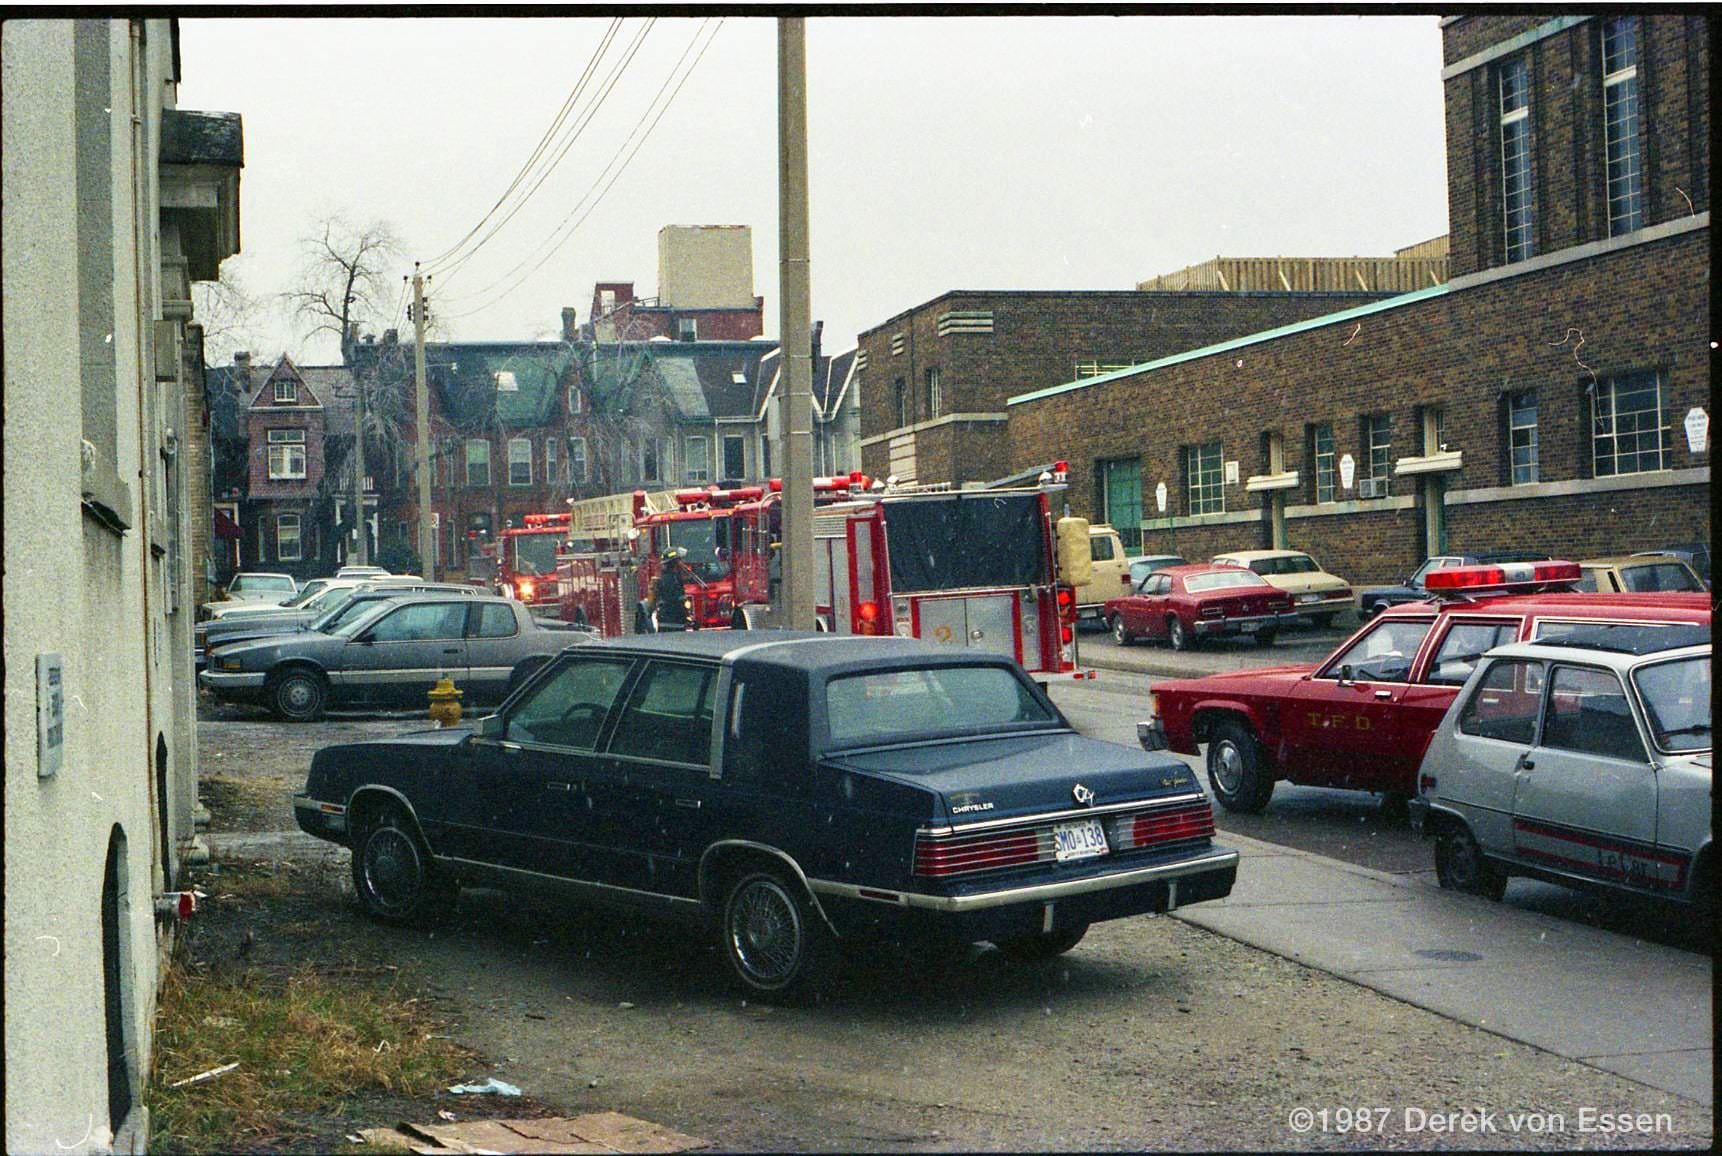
[1135,561,1711,814]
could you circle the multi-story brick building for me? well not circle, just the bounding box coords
[1007,13,1709,581]
[855,289,1391,489]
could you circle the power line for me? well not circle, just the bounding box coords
[439,18,724,324]
[422,17,623,272]
[429,18,656,286]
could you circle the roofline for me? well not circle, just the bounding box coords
[1007,283,1450,407]
[858,287,1388,339]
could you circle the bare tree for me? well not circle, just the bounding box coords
[191,266,264,367]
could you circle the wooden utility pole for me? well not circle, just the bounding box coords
[350,365,370,565]
[778,17,815,630]
[412,266,434,579]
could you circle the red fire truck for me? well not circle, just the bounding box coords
[490,514,572,612]
[556,467,1095,679]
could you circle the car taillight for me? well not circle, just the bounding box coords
[1146,692,1160,719]
[517,578,536,599]
[1055,586,1074,614]
[856,601,880,634]
[914,830,1044,877]
[1200,605,1223,618]
[1111,802,1214,850]
[1061,624,1073,643]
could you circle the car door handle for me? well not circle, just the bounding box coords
[546,781,573,792]
[442,646,461,654]
[674,798,702,809]
[1517,757,1534,770]
[1373,689,1392,699]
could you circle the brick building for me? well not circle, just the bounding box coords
[1007,13,1709,583]
[855,289,1390,488]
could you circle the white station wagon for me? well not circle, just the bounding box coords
[1410,623,1711,910]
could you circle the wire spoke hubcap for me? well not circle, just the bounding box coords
[729,880,802,986]
[364,827,421,915]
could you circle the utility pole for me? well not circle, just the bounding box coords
[778,16,815,631]
[350,362,370,566]
[412,266,435,579]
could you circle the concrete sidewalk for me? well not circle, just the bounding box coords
[1175,833,1714,1106]
[1073,628,1346,680]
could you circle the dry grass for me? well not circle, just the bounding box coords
[148,957,473,1153]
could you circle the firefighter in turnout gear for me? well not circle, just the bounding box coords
[653,547,693,631]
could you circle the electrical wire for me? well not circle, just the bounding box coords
[430,18,656,286]
[421,18,623,273]
[438,18,723,324]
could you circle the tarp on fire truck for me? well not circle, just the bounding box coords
[885,492,1048,593]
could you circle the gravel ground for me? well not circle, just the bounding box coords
[193,706,1714,1151]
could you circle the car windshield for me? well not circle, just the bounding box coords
[329,600,397,638]
[1250,555,1319,576]
[1130,557,1185,581]
[511,532,561,577]
[824,665,1058,748]
[667,518,731,582]
[314,596,393,632]
[1619,563,1702,593]
[1632,656,1711,753]
[1185,571,1270,592]
[305,586,360,615]
[233,575,296,594]
[278,582,332,608]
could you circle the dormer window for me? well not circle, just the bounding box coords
[495,370,519,392]
[273,379,297,403]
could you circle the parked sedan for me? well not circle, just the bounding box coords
[1212,550,1352,626]
[293,633,1238,1000]
[1126,554,1187,588]
[1578,555,1707,594]
[197,571,297,619]
[197,582,481,669]
[1104,564,1296,650]
[1359,550,1551,618]
[200,595,594,720]
[1411,623,1711,910]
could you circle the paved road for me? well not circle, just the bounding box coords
[1072,619,1351,679]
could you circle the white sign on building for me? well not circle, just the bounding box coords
[1339,453,1356,490]
[1684,407,1708,454]
[1155,482,1168,513]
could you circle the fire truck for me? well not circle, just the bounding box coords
[555,466,1097,680]
[489,514,573,612]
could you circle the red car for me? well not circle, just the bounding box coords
[1103,564,1296,651]
[1136,561,1711,814]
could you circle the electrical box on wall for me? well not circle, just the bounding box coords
[37,653,64,779]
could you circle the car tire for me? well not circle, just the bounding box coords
[1167,616,1192,651]
[351,804,456,926]
[268,667,327,722]
[1254,628,1278,647]
[995,922,1089,962]
[1379,791,1411,822]
[1206,718,1275,813]
[1434,825,1508,900]
[1110,614,1135,647]
[720,870,836,1004]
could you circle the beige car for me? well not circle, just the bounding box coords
[1074,524,1132,619]
[1577,554,1706,594]
[1211,549,1353,626]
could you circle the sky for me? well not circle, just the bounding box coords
[176,15,1449,366]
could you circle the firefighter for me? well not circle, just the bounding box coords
[653,547,693,631]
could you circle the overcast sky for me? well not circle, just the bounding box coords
[176,15,1448,365]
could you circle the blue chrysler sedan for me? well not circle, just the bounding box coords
[294,633,1237,1000]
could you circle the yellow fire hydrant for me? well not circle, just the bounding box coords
[427,675,464,727]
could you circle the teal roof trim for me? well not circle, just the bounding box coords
[1006,283,1451,407]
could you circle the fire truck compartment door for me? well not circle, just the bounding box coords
[917,595,1019,661]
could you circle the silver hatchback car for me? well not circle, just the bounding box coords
[1411,623,1710,910]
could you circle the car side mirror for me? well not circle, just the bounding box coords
[475,713,504,738]
[1337,663,1354,685]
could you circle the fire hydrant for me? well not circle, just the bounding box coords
[427,675,464,727]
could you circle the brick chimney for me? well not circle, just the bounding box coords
[562,307,578,343]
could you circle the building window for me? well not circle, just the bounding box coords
[761,435,772,478]
[569,437,588,484]
[1508,392,1539,485]
[273,378,297,403]
[276,513,302,562]
[643,437,666,483]
[1499,55,1536,263]
[677,318,698,341]
[722,434,746,480]
[685,435,710,483]
[1362,414,1393,492]
[545,437,559,483]
[1183,442,1224,515]
[894,379,908,428]
[508,437,532,486]
[568,385,583,414]
[1310,423,1336,503]
[925,368,942,418]
[266,428,307,480]
[494,370,519,392]
[465,438,491,487]
[1593,372,1665,477]
[1074,359,1135,380]
[1602,16,1644,236]
[1097,457,1143,551]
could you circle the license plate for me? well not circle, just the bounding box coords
[1237,620,1259,633]
[1052,819,1109,862]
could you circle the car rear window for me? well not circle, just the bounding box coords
[1619,563,1702,593]
[234,575,295,593]
[1633,656,1711,753]
[1185,571,1270,592]
[824,665,1056,748]
[1250,555,1319,576]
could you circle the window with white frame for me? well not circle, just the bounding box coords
[685,435,710,483]
[925,368,942,418]
[722,434,745,480]
[273,377,297,403]
[1310,423,1336,503]
[494,370,519,392]
[1499,55,1536,263]
[1508,392,1539,485]
[545,437,559,483]
[568,385,583,414]
[1364,413,1393,488]
[508,437,532,486]
[1593,372,1665,477]
[266,428,307,479]
[1183,442,1224,515]
[570,437,588,484]
[1602,16,1644,236]
[276,512,302,562]
[465,438,491,487]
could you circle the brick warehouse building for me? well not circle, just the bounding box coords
[1007,13,1709,583]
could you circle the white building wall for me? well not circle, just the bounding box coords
[657,225,755,309]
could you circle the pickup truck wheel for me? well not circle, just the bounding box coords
[1167,616,1191,651]
[1254,627,1278,647]
[995,922,1089,962]
[1206,719,1274,813]
[351,805,455,926]
[720,871,835,1004]
[1434,825,1507,900]
[1110,614,1135,646]
[268,668,327,722]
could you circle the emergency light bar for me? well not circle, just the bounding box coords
[1422,560,1581,594]
[521,513,572,526]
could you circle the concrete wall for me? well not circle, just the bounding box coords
[657,225,755,309]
